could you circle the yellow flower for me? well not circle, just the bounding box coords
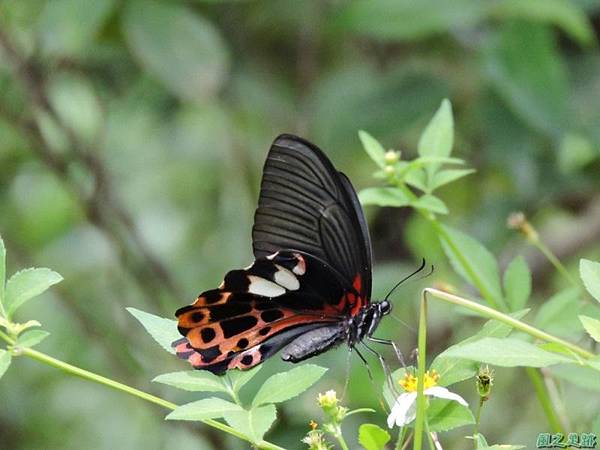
[399,370,440,392]
[388,369,468,428]
[317,390,338,408]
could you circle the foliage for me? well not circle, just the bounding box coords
[1,0,600,448]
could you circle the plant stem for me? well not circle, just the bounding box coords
[473,397,484,449]
[424,420,435,450]
[394,427,408,450]
[525,367,562,433]
[428,219,507,311]
[397,181,507,311]
[531,239,578,287]
[8,344,284,450]
[413,293,428,450]
[423,288,594,360]
[0,328,13,344]
[334,426,350,450]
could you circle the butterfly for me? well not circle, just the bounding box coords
[173,134,402,375]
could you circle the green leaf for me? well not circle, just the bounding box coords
[5,268,63,317]
[427,399,475,432]
[38,0,116,57]
[153,371,228,393]
[579,315,600,343]
[122,0,229,102]
[552,364,600,392]
[404,169,427,192]
[224,404,277,443]
[15,330,50,348]
[534,288,580,336]
[442,337,573,367]
[359,187,411,207]
[338,0,488,42]
[411,194,448,214]
[489,0,593,45]
[485,21,568,137]
[0,350,11,380]
[127,307,179,354]
[358,424,390,450]
[503,256,531,311]
[589,357,600,373]
[430,168,475,191]
[440,224,504,306]
[227,365,262,393]
[252,364,327,407]
[558,132,596,174]
[0,236,5,307]
[359,130,387,168]
[418,99,454,182]
[432,309,529,385]
[474,433,489,447]
[580,259,600,303]
[166,397,242,421]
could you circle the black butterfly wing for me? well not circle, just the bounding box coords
[174,251,350,373]
[252,134,373,307]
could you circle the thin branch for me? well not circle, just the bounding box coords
[0,28,184,310]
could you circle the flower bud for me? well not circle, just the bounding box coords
[384,150,400,165]
[507,212,538,243]
[317,390,338,409]
[476,365,494,400]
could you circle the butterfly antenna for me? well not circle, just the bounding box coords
[383,258,427,303]
[413,264,435,283]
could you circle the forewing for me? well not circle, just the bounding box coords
[252,134,372,301]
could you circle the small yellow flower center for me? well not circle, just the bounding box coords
[399,370,440,392]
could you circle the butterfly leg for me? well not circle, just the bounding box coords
[362,341,400,398]
[367,336,406,368]
[340,347,353,401]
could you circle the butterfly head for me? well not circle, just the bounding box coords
[379,299,392,316]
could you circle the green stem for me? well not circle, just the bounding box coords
[334,426,350,450]
[424,420,435,450]
[413,293,428,450]
[473,397,484,449]
[0,328,13,344]
[428,220,506,311]
[424,288,594,360]
[394,427,408,450]
[397,181,506,311]
[532,239,578,287]
[525,367,562,433]
[8,345,284,450]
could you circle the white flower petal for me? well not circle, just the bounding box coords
[424,386,468,406]
[387,392,417,428]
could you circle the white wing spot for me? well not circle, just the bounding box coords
[248,276,286,297]
[274,265,299,290]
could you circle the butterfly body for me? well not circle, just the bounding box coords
[173,135,392,374]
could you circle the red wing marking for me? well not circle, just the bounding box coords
[174,313,338,371]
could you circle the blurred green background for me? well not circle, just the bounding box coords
[1,0,600,449]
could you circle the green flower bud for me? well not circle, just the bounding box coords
[476,365,494,400]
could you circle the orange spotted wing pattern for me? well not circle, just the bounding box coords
[173,135,375,374]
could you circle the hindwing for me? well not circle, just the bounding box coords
[174,251,357,374]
